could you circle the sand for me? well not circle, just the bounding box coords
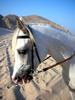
[0,27,74,100]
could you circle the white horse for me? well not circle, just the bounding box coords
[12,18,75,90]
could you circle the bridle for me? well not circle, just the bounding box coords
[16,17,75,77]
[17,26,41,71]
[16,18,42,76]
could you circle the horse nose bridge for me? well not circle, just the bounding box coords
[12,64,21,79]
[12,64,31,79]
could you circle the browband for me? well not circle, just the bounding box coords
[17,35,30,39]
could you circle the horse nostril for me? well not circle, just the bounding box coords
[14,76,17,80]
[12,64,33,84]
[12,76,17,82]
[12,76,20,84]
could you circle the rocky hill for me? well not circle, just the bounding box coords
[0,14,69,33]
[0,14,17,30]
[0,15,8,29]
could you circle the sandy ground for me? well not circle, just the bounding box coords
[0,28,74,100]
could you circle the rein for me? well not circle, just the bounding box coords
[16,18,42,72]
[34,51,75,75]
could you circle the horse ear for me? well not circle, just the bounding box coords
[16,17,24,30]
[16,17,28,33]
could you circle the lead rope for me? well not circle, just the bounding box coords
[27,25,41,73]
[33,51,75,76]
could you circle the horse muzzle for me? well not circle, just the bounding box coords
[12,64,33,84]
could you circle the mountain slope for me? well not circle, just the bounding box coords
[22,15,69,33]
[0,14,69,33]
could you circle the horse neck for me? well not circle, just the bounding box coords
[32,29,49,67]
[30,24,74,66]
[48,37,73,62]
[34,32,73,63]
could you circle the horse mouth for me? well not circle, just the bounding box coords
[12,65,33,84]
[12,74,33,84]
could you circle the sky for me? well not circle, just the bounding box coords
[0,0,75,33]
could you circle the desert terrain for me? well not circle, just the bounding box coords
[0,15,74,100]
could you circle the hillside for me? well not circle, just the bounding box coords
[0,14,69,33]
[0,15,8,29]
[22,15,69,33]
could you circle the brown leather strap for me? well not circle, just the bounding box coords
[37,52,75,74]
[17,35,30,39]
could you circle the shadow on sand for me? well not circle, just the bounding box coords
[6,47,26,100]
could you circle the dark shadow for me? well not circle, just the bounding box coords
[0,87,3,99]
[5,47,13,76]
[0,56,5,63]
[14,85,25,100]
[0,65,3,70]
[5,47,26,100]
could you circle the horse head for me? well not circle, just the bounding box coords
[12,17,35,84]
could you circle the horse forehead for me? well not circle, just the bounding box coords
[16,38,29,49]
[17,29,29,43]
[19,29,25,35]
[17,38,29,43]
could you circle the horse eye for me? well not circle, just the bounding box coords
[17,49,28,55]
